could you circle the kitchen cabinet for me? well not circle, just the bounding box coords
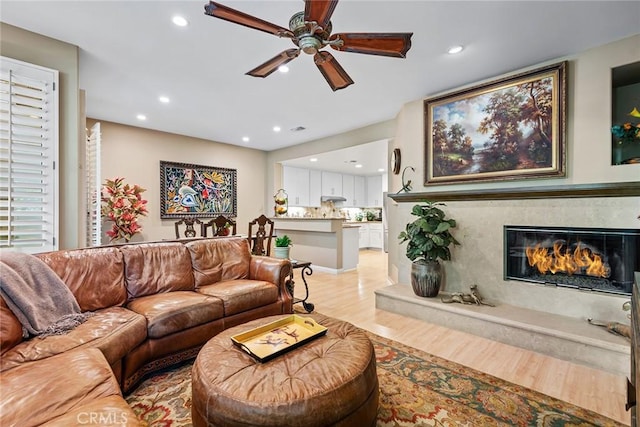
[342,174,355,207]
[309,169,322,207]
[358,222,383,249]
[321,171,343,196]
[354,176,366,207]
[282,166,309,206]
[366,175,383,207]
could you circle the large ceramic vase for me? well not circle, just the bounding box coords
[411,259,442,297]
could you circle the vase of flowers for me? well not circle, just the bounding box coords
[611,107,640,165]
[101,177,148,243]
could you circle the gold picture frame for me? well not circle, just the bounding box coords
[424,61,566,185]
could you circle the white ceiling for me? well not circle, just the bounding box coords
[2,1,639,172]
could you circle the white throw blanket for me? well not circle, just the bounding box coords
[0,251,93,338]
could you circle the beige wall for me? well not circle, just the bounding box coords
[89,120,268,243]
[388,34,640,322]
[1,23,81,249]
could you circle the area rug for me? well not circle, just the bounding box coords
[126,331,625,427]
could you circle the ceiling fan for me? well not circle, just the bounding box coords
[204,0,413,91]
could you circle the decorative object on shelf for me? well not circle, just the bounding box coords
[274,235,292,259]
[273,189,289,217]
[424,61,567,185]
[398,201,460,297]
[160,161,237,219]
[101,177,148,242]
[365,210,376,221]
[396,166,414,193]
[391,148,401,175]
[611,107,640,165]
[354,212,363,222]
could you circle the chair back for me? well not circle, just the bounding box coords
[202,215,237,237]
[248,214,274,256]
[174,218,203,239]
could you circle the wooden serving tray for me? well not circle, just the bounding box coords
[231,315,328,362]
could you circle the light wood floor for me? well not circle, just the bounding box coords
[292,249,629,425]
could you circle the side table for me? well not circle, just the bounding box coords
[286,260,314,313]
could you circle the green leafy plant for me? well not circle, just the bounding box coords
[398,201,460,262]
[275,235,292,247]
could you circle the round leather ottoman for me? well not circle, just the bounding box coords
[191,314,379,427]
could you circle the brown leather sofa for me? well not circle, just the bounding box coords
[0,237,292,426]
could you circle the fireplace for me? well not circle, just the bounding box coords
[504,225,639,296]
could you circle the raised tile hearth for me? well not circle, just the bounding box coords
[375,284,630,377]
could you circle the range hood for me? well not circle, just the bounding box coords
[321,195,347,203]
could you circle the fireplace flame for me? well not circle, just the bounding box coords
[525,241,610,278]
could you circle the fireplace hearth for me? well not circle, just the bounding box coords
[504,225,639,295]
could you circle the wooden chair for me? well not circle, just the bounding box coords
[202,215,237,237]
[248,214,274,256]
[174,218,203,239]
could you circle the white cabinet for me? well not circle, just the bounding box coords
[342,174,355,207]
[353,176,366,207]
[358,223,369,248]
[368,223,383,249]
[308,169,322,207]
[282,166,309,206]
[366,175,383,207]
[357,222,383,249]
[321,171,343,196]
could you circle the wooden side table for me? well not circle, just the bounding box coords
[286,260,314,313]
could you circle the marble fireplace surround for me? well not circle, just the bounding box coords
[379,186,640,376]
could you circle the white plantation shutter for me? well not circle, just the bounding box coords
[0,56,59,253]
[86,122,101,246]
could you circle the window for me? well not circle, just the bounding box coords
[86,122,101,246]
[0,56,59,253]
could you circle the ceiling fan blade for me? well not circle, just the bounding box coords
[246,49,300,78]
[314,51,354,91]
[304,0,339,32]
[330,33,413,58]
[204,1,293,38]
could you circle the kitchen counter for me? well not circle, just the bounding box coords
[272,218,358,273]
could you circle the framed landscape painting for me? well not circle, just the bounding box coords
[424,61,566,185]
[160,160,237,219]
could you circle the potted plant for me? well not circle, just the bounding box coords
[398,201,460,297]
[274,235,292,259]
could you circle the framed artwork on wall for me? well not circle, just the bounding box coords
[424,61,566,185]
[160,160,237,219]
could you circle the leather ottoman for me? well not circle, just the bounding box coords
[191,314,379,427]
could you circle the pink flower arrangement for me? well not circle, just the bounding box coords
[101,177,148,242]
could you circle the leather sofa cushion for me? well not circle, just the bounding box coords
[126,291,224,339]
[0,348,124,427]
[197,279,278,316]
[186,237,251,288]
[37,246,127,311]
[42,395,144,426]
[0,307,147,372]
[121,242,195,299]
[0,297,23,354]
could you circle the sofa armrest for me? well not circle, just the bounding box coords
[249,256,293,313]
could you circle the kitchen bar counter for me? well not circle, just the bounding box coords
[272,218,358,273]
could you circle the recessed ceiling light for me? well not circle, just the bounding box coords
[448,45,464,54]
[242,136,250,142]
[136,114,147,121]
[172,16,188,27]
[310,158,318,162]
[159,96,170,103]
[278,65,289,73]
[355,164,363,168]
[273,126,281,132]
[378,168,385,172]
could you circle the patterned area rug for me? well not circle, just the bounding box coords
[126,331,625,426]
